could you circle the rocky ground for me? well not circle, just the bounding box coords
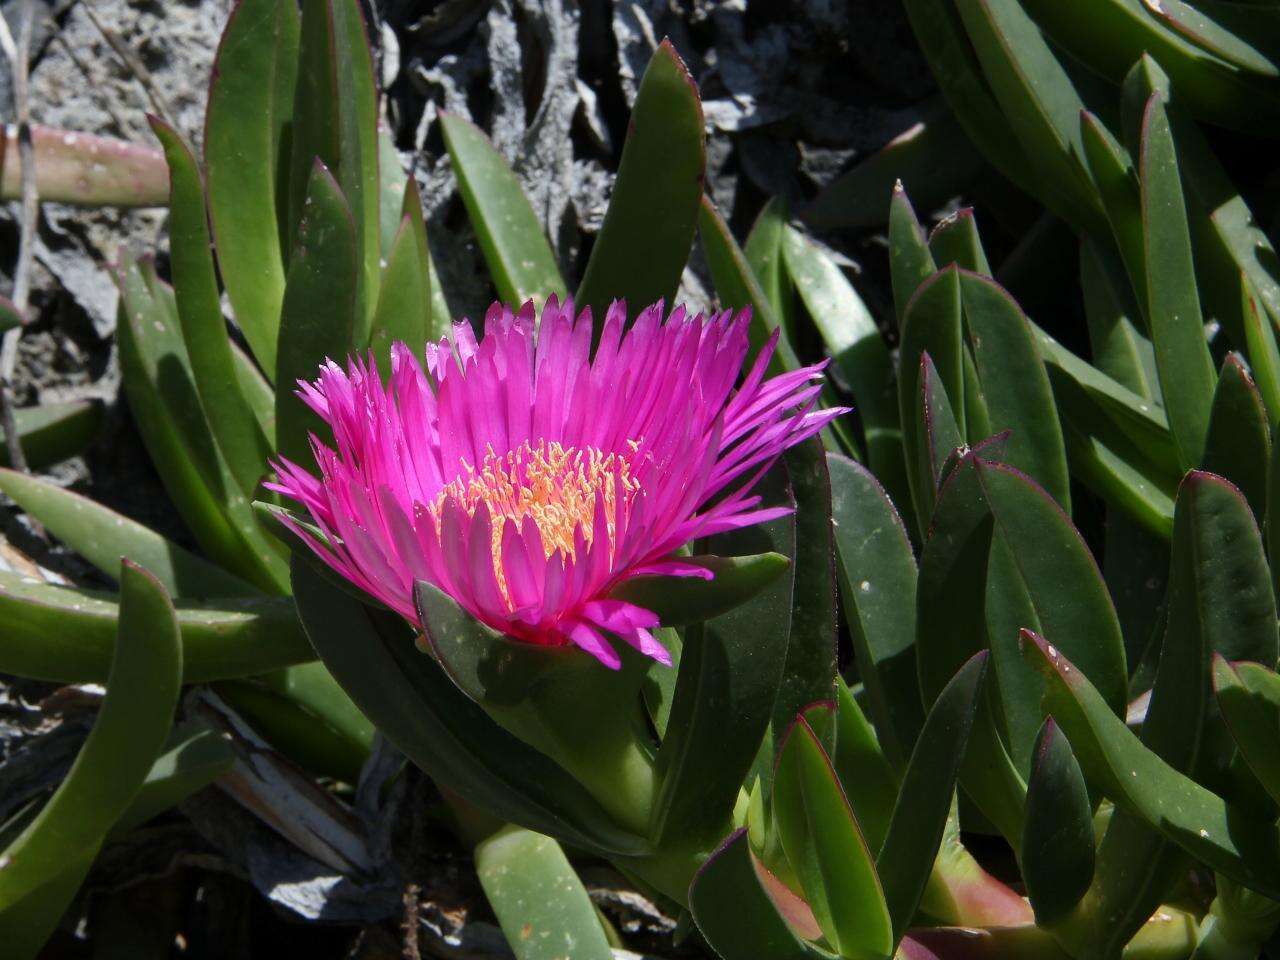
[0,1,939,955]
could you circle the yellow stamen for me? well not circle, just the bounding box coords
[431,439,640,605]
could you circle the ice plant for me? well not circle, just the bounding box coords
[269,297,841,669]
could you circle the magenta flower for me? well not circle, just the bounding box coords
[269,298,843,669]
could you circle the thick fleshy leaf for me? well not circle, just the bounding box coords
[292,557,650,858]
[915,351,964,518]
[690,829,833,960]
[952,0,1104,233]
[1140,93,1216,471]
[288,0,379,336]
[828,453,923,766]
[205,0,299,375]
[1214,658,1280,809]
[653,468,796,852]
[116,255,289,592]
[877,651,988,943]
[1022,718,1093,925]
[368,213,432,375]
[377,124,407,259]
[929,208,991,275]
[110,722,236,836]
[1241,277,1280,428]
[1022,631,1280,899]
[576,40,704,329]
[0,561,180,908]
[888,184,938,330]
[782,224,907,516]
[215,661,374,783]
[1079,237,1157,403]
[416,581,654,837]
[440,114,566,309]
[0,468,254,597]
[746,198,794,336]
[0,572,310,683]
[275,161,357,467]
[0,126,169,208]
[698,196,801,373]
[608,552,790,627]
[977,459,1128,768]
[0,399,102,470]
[476,826,613,960]
[151,117,274,497]
[803,99,985,232]
[1019,0,1280,132]
[1202,355,1270,520]
[402,176,452,335]
[831,678,899,851]
[960,271,1070,511]
[771,440,839,749]
[897,0,1038,199]
[1079,113,1148,322]
[774,716,893,958]
[899,267,964,532]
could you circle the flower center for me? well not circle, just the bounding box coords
[433,439,640,606]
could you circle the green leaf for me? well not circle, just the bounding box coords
[1022,630,1280,899]
[607,552,790,627]
[929,208,991,275]
[960,271,1070,511]
[1079,236,1157,401]
[1079,112,1149,325]
[1202,356,1271,520]
[745,198,794,334]
[952,0,1105,233]
[977,459,1128,765]
[403,176,453,335]
[576,40,704,328]
[898,0,1038,199]
[288,0,379,337]
[275,161,357,467]
[888,183,937,329]
[828,453,924,767]
[653,467,796,852]
[831,678,900,851]
[291,556,650,858]
[690,829,833,960]
[0,399,102,470]
[1214,658,1280,810]
[110,722,236,837]
[150,117,275,498]
[771,440,840,754]
[915,351,965,517]
[698,196,800,373]
[415,580,655,837]
[440,114,566,309]
[899,266,964,533]
[0,468,254,597]
[216,662,373,783]
[877,651,988,943]
[0,561,181,908]
[115,255,289,592]
[1241,276,1280,428]
[0,571,311,683]
[369,213,432,375]
[377,123,407,259]
[1173,471,1278,668]
[774,716,893,958]
[476,826,614,960]
[1022,718,1094,925]
[802,98,986,232]
[1139,93,1216,471]
[205,0,299,376]
[782,225,908,518]
[1018,0,1280,131]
